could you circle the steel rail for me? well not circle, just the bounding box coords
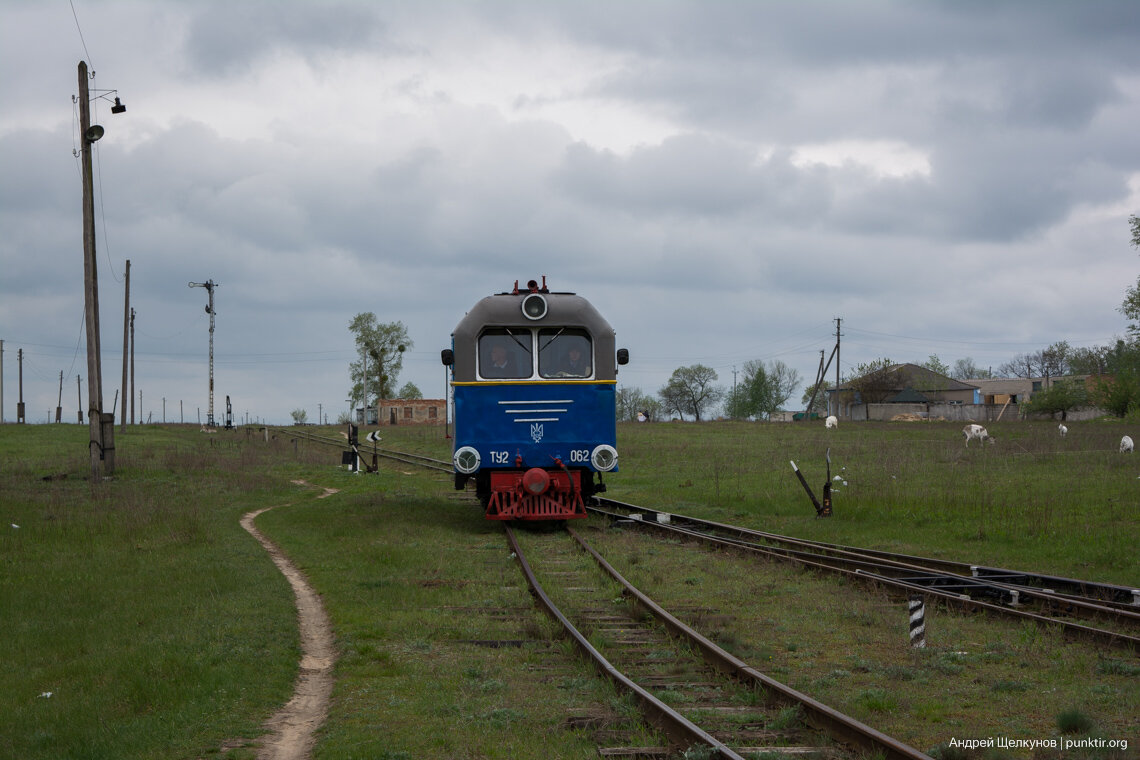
[504,525,748,759]
[596,498,1140,610]
[265,426,454,472]
[565,527,933,760]
[591,502,1140,652]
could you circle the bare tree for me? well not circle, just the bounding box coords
[951,357,979,380]
[659,365,724,421]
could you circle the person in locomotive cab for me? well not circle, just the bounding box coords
[484,342,520,378]
[559,345,591,377]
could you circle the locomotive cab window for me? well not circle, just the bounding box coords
[479,329,532,379]
[538,329,592,378]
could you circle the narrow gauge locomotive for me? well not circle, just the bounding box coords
[441,278,628,520]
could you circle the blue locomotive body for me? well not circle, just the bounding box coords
[443,278,627,520]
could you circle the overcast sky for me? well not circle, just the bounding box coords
[3,1,1139,426]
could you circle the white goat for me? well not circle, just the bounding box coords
[963,424,994,447]
[1058,423,1068,438]
[1121,435,1134,453]
[825,415,838,430]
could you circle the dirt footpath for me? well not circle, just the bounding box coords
[238,482,339,760]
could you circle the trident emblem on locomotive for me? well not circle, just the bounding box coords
[530,423,544,443]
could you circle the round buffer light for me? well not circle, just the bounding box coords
[454,446,481,474]
[591,445,618,472]
[521,293,547,320]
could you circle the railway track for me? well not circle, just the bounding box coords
[266,426,454,473]
[592,498,1140,653]
[280,435,1138,650]
[508,524,932,760]
[279,435,1137,651]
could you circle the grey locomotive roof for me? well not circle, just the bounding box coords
[450,289,618,381]
[452,291,615,340]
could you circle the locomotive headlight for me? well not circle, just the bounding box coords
[454,446,481,474]
[521,293,547,320]
[591,445,618,472]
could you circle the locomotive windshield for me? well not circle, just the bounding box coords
[478,329,532,379]
[538,329,592,378]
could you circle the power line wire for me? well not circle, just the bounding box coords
[69,0,93,68]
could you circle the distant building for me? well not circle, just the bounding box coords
[376,398,446,426]
[825,364,1097,421]
[829,363,977,419]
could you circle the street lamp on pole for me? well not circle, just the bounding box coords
[188,279,218,427]
[77,60,125,476]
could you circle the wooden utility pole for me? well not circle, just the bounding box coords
[56,370,63,423]
[120,259,130,431]
[130,307,135,425]
[78,60,114,476]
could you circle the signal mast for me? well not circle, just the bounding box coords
[188,279,218,427]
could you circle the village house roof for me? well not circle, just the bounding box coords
[833,363,979,394]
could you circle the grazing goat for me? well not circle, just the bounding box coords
[1122,435,1134,453]
[825,415,838,430]
[1058,423,1068,438]
[963,424,994,447]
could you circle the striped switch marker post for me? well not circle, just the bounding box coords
[908,595,926,648]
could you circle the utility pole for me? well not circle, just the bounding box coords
[120,259,130,431]
[78,60,114,476]
[17,348,24,423]
[731,366,738,420]
[1,339,4,424]
[130,307,135,425]
[834,317,842,419]
[188,279,218,427]
[77,374,82,424]
[56,371,63,423]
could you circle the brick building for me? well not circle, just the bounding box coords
[376,398,447,426]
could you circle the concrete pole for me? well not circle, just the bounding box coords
[17,348,24,423]
[120,259,130,431]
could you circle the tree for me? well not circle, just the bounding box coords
[397,382,423,399]
[800,380,831,414]
[658,365,724,421]
[1023,379,1088,420]
[291,408,308,425]
[739,359,800,420]
[1087,339,1140,416]
[1041,341,1072,383]
[724,382,751,420]
[1130,214,1140,249]
[999,343,1071,384]
[951,357,992,380]
[998,352,1038,379]
[921,354,950,376]
[616,386,662,422]
[348,314,412,406]
[1070,345,1111,375]
[846,358,895,404]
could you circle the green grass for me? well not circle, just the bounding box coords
[612,419,1140,585]
[1,419,1137,759]
[1,425,302,759]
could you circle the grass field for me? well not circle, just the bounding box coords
[1,419,1136,759]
